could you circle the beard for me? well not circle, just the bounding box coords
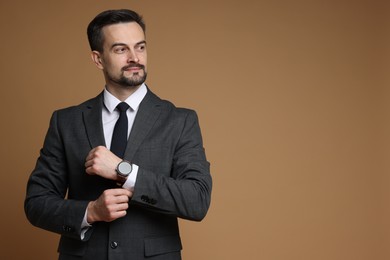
[108,64,147,88]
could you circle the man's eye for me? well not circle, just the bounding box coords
[115,47,126,53]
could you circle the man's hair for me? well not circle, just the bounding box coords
[87,9,145,52]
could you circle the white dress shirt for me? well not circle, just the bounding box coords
[81,83,147,239]
[102,83,147,190]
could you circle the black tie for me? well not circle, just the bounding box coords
[111,102,130,158]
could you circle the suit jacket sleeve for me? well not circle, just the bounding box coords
[24,111,89,240]
[130,109,212,221]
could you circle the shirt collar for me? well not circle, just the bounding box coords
[103,83,147,113]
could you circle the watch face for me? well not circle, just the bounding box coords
[118,161,132,176]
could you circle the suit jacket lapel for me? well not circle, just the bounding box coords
[124,90,162,161]
[82,93,106,149]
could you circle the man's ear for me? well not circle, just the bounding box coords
[91,51,104,69]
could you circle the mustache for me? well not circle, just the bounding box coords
[122,64,145,71]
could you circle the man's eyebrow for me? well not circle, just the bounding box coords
[111,42,128,49]
[111,41,147,49]
[135,40,147,46]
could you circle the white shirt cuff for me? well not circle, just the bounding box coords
[122,163,139,191]
[80,209,92,240]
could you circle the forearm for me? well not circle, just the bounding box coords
[25,190,89,239]
[131,162,212,221]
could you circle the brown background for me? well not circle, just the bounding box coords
[0,0,389,259]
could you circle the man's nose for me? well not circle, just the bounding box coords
[127,49,139,63]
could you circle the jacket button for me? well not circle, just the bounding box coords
[110,241,118,249]
[141,195,157,205]
[141,195,149,202]
[62,225,73,232]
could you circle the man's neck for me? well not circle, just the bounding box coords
[105,84,142,101]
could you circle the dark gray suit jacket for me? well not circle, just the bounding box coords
[25,89,212,260]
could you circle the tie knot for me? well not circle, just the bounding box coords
[116,102,130,112]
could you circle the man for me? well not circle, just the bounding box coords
[25,9,212,260]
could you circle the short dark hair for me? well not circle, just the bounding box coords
[87,9,145,52]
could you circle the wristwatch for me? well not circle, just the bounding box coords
[116,160,133,179]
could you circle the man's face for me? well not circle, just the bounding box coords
[95,22,147,89]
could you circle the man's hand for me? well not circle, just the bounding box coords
[85,146,121,181]
[87,188,133,223]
